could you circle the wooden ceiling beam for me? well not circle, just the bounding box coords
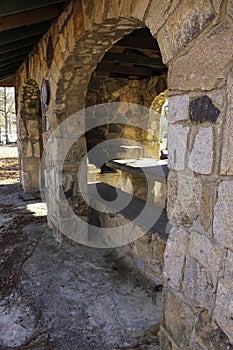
[96,61,157,77]
[0,35,41,54]
[0,75,14,87]
[0,65,17,79]
[102,52,166,69]
[0,5,59,32]
[0,55,25,71]
[0,21,50,46]
[0,0,65,17]
[0,47,32,61]
[115,36,160,51]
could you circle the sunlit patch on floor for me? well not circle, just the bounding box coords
[25,202,47,217]
[0,147,19,184]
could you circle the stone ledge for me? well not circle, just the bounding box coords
[106,159,168,184]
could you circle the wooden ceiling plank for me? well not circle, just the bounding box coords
[0,0,65,17]
[102,52,166,69]
[0,21,50,46]
[116,36,160,51]
[0,75,14,86]
[0,47,31,61]
[0,5,59,32]
[0,65,18,75]
[0,56,25,68]
[96,61,156,77]
[0,35,40,53]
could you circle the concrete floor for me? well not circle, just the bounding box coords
[0,158,161,349]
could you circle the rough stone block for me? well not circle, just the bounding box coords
[188,232,222,288]
[54,41,65,70]
[227,0,233,16]
[22,170,40,191]
[167,170,202,226]
[27,120,39,140]
[189,96,220,123]
[32,142,41,158]
[23,158,40,173]
[158,0,214,63]
[212,0,223,13]
[152,234,166,258]
[207,89,225,110]
[82,0,106,26]
[183,255,214,309]
[67,18,75,53]
[72,0,84,41]
[18,118,27,139]
[105,0,121,18]
[160,328,173,350]
[213,181,233,250]
[133,238,150,259]
[50,61,60,84]
[214,251,233,344]
[200,182,216,232]
[164,227,189,289]
[152,181,167,208]
[168,95,189,123]
[196,311,233,350]
[131,0,151,21]
[21,141,33,158]
[145,0,179,35]
[187,341,206,350]
[168,124,189,171]
[119,0,134,18]
[221,72,233,175]
[188,127,213,174]
[163,289,195,347]
[168,21,233,90]
[146,258,163,280]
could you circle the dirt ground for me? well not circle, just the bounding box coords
[0,145,19,185]
[0,145,161,350]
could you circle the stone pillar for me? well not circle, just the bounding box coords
[158,1,233,348]
[18,80,43,192]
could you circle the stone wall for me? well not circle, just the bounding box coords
[94,208,167,284]
[14,0,233,349]
[85,71,167,163]
[17,80,43,191]
[162,1,233,347]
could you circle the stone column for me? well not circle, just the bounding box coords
[158,1,233,348]
[18,80,43,192]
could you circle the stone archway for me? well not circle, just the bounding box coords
[84,28,167,169]
[42,1,233,348]
[53,18,165,197]
[43,18,149,243]
[18,80,43,191]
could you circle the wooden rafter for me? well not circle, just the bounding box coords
[96,61,163,77]
[0,5,59,32]
[0,75,14,86]
[102,52,165,69]
[0,0,65,17]
[0,21,51,46]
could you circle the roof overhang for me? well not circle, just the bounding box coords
[0,0,67,86]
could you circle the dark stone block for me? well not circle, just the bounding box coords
[189,96,220,123]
